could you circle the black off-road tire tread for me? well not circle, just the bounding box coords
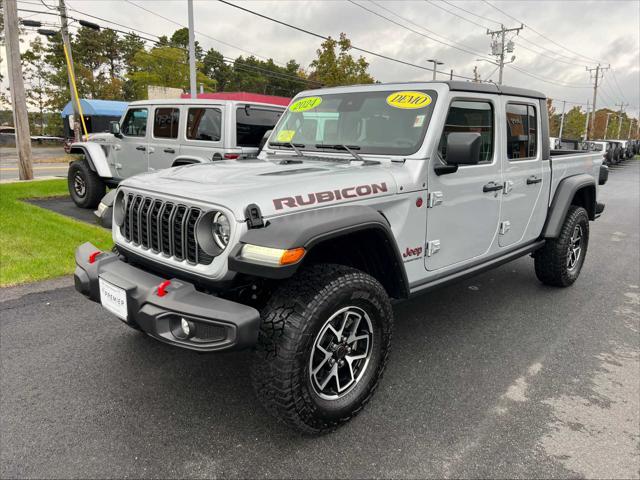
[68,159,105,209]
[535,205,589,287]
[251,264,393,434]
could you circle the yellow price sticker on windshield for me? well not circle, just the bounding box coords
[386,91,432,109]
[276,130,296,142]
[289,96,322,112]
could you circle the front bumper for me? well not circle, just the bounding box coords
[74,242,261,352]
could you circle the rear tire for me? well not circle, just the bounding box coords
[251,264,393,434]
[534,206,589,287]
[68,159,105,209]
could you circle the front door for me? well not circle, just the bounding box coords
[113,107,149,179]
[148,106,181,171]
[499,101,544,247]
[425,97,502,271]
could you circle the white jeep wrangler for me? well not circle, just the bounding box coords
[75,81,607,433]
[67,98,285,208]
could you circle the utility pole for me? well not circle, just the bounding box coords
[628,119,634,140]
[615,102,628,139]
[3,0,33,180]
[604,112,613,140]
[58,0,85,142]
[427,59,443,80]
[583,101,590,141]
[187,0,197,98]
[486,24,523,85]
[585,64,610,140]
[558,100,567,139]
[473,66,481,83]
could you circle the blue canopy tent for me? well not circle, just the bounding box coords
[61,99,128,137]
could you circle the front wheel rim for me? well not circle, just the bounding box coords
[309,306,374,400]
[567,224,583,271]
[73,172,86,197]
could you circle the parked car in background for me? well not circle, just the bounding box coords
[67,96,287,208]
[75,81,607,433]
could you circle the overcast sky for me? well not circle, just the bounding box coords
[4,0,640,119]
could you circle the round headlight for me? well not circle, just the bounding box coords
[113,190,126,227]
[212,212,231,249]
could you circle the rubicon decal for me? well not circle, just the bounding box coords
[273,183,388,210]
[402,246,423,259]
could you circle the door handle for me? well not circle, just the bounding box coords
[483,182,504,193]
[527,176,542,185]
[136,146,146,151]
[164,148,175,154]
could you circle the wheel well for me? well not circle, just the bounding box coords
[302,229,408,299]
[571,185,595,220]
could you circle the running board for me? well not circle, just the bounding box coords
[409,240,545,296]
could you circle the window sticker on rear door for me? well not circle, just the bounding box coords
[276,130,296,142]
[386,91,432,109]
[413,115,425,127]
[289,96,322,112]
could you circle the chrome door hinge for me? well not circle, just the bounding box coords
[427,191,443,208]
[426,240,441,256]
[503,180,514,195]
[499,221,511,235]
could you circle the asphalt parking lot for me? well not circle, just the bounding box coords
[1,161,639,479]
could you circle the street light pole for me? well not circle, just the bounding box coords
[3,0,33,180]
[427,59,444,80]
[558,100,566,139]
[187,0,197,98]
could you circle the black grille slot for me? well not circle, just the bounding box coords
[194,323,226,341]
[119,194,213,265]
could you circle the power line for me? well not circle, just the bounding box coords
[217,0,476,81]
[122,0,288,68]
[481,0,603,65]
[610,70,628,103]
[506,64,591,89]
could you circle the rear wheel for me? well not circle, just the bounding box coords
[534,206,589,287]
[251,264,393,434]
[68,159,105,209]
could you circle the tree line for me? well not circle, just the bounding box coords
[1,24,374,136]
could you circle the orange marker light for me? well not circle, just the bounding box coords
[280,247,305,265]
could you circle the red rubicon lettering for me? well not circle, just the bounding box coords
[273,182,388,210]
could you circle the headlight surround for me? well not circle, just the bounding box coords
[211,211,231,249]
[113,190,126,227]
[195,210,233,256]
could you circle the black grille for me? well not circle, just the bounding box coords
[121,193,211,265]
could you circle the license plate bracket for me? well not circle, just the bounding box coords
[99,277,128,320]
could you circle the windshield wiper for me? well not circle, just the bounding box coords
[315,144,364,162]
[269,141,306,157]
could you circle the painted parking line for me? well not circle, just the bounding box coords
[0,165,69,171]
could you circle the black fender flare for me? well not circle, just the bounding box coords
[228,205,409,298]
[543,174,596,238]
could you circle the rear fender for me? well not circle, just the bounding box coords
[543,174,596,238]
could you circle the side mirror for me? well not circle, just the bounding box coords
[110,122,122,138]
[258,129,272,154]
[446,132,482,165]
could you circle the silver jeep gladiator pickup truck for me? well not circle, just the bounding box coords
[74,81,607,433]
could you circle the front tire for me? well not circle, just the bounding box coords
[534,206,589,287]
[68,159,105,209]
[252,264,393,434]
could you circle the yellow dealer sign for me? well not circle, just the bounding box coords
[289,96,322,112]
[386,91,432,109]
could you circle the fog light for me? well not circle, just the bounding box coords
[181,318,194,337]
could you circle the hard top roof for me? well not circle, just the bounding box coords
[127,98,286,108]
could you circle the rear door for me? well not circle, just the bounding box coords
[498,100,544,247]
[148,106,180,171]
[425,95,502,271]
[113,107,149,179]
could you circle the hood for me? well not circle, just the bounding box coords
[121,157,398,220]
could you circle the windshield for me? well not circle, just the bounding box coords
[269,90,437,156]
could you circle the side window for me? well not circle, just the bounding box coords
[438,100,494,163]
[121,108,148,137]
[153,107,179,139]
[236,107,283,147]
[186,108,221,142]
[506,103,538,160]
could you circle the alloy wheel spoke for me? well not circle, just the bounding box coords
[319,363,338,390]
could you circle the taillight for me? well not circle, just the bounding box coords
[224,153,240,160]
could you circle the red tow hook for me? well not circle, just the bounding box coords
[156,280,171,297]
[88,251,102,264]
